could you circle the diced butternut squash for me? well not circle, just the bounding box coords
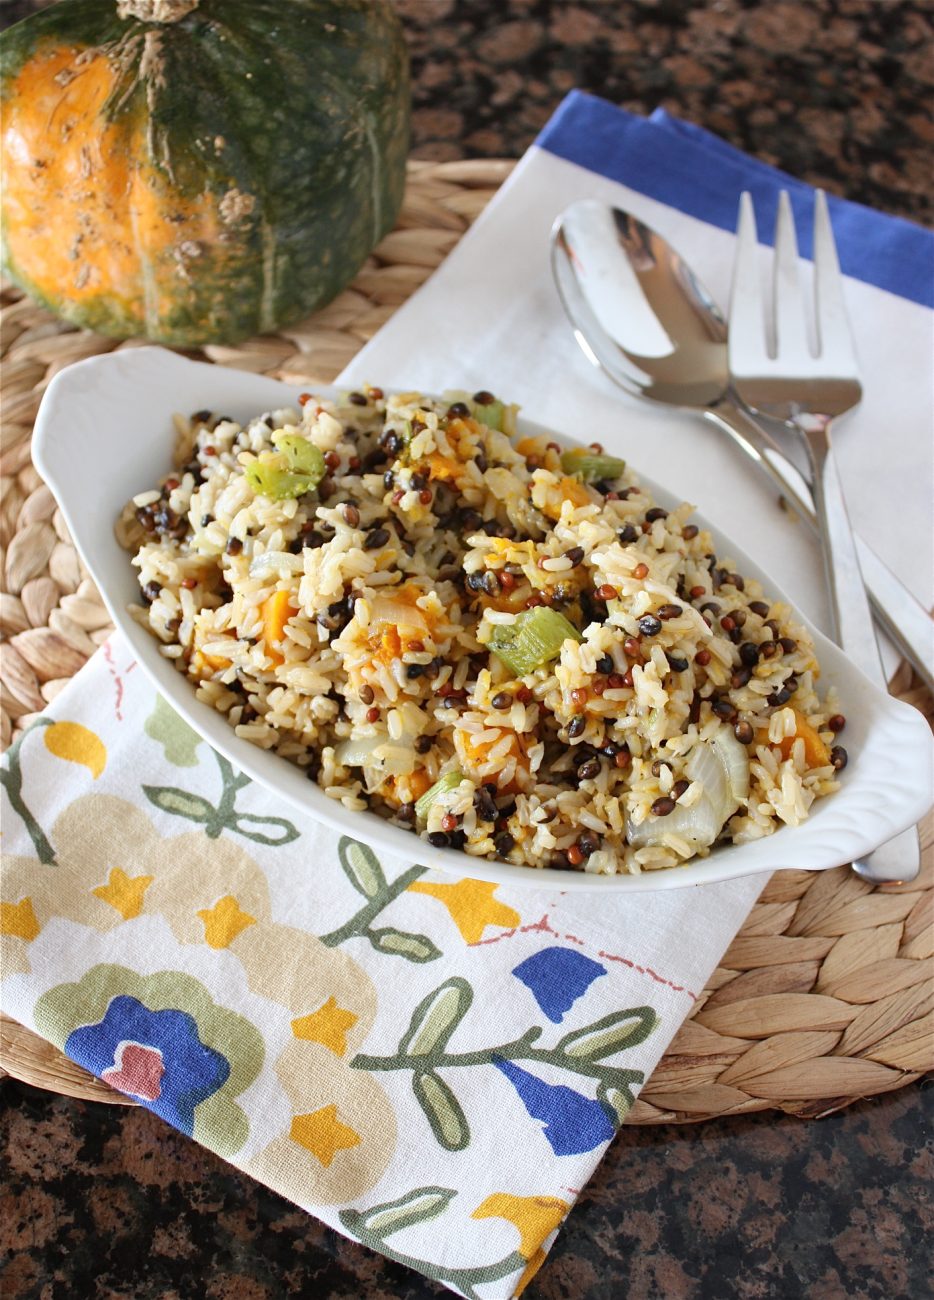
[538,476,593,522]
[261,589,295,665]
[381,769,432,807]
[425,453,463,483]
[191,647,232,677]
[453,727,531,793]
[399,769,432,803]
[559,476,592,508]
[370,624,403,666]
[516,435,547,458]
[778,709,831,767]
[190,629,234,677]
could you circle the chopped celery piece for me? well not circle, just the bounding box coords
[244,458,316,501]
[415,770,465,821]
[246,436,326,499]
[560,448,626,482]
[272,433,326,482]
[473,398,505,431]
[442,390,517,434]
[488,607,582,675]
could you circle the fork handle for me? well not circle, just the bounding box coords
[710,401,922,884]
[704,400,933,693]
[794,419,920,885]
[797,418,882,681]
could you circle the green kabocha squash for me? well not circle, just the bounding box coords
[0,0,409,345]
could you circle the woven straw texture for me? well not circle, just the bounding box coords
[1,158,931,1123]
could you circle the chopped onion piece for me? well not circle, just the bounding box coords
[335,736,415,778]
[712,729,750,800]
[369,595,428,631]
[626,730,749,849]
[335,735,382,767]
[626,791,722,849]
[248,551,305,577]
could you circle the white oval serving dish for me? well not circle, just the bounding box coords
[33,347,932,891]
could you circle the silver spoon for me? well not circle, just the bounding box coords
[550,198,932,696]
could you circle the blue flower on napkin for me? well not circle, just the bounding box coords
[511,948,607,1023]
[65,995,231,1133]
[493,1057,616,1156]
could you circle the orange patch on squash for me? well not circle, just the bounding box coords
[1,43,226,328]
[364,583,437,665]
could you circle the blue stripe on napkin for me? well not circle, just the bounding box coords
[536,90,934,309]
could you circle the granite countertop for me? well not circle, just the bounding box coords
[3,1080,931,1298]
[1,1,931,1296]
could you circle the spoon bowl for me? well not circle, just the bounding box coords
[551,199,729,409]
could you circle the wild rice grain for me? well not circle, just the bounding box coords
[364,527,390,550]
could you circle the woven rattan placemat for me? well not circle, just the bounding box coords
[1,159,931,1123]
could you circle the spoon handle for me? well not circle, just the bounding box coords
[703,398,933,693]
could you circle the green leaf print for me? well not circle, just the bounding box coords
[316,848,440,965]
[0,717,55,865]
[399,978,473,1059]
[340,1187,526,1299]
[141,750,300,847]
[338,836,387,899]
[353,993,658,1154]
[229,812,301,847]
[367,927,442,963]
[597,1079,640,1126]
[556,1007,658,1061]
[144,695,202,766]
[143,785,216,825]
[413,1070,470,1151]
[352,1185,457,1239]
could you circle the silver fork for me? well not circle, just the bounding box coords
[729,189,920,885]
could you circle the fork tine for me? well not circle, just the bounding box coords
[728,192,766,369]
[813,189,858,372]
[772,190,809,362]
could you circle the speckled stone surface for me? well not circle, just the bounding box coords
[3,0,933,222]
[2,1,932,1296]
[2,1077,932,1298]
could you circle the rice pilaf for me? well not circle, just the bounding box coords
[119,387,846,875]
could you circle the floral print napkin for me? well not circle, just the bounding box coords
[1,637,762,1296]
